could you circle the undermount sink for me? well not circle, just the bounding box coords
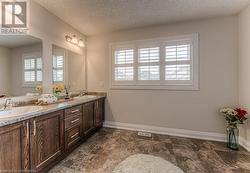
[0,106,43,119]
[74,95,97,100]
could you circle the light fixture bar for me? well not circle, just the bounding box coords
[65,34,85,48]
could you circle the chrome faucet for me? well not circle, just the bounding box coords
[64,85,70,99]
[79,90,87,96]
[3,98,13,110]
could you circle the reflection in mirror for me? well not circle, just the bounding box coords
[52,45,85,94]
[0,35,43,97]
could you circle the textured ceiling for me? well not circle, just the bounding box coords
[35,0,250,36]
[0,35,41,48]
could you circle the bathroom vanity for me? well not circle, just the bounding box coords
[0,96,105,173]
[0,28,93,173]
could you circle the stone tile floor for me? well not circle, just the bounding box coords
[49,128,250,173]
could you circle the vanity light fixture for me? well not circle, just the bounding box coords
[65,34,85,48]
[65,35,72,42]
[71,35,78,44]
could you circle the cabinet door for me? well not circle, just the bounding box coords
[30,111,64,172]
[95,99,105,127]
[0,121,29,173]
[83,102,95,135]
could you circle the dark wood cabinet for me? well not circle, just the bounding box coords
[0,97,105,173]
[64,106,83,151]
[30,110,64,172]
[95,99,105,127]
[65,125,82,149]
[0,121,29,173]
[82,102,95,135]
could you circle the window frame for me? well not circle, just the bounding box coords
[109,34,199,90]
[22,52,42,87]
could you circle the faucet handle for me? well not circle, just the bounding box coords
[4,98,14,109]
[79,90,87,96]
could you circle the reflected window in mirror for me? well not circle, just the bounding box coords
[53,51,64,83]
[23,52,42,86]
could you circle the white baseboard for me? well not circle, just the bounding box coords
[103,121,226,142]
[239,137,250,152]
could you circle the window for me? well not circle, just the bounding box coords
[23,53,42,86]
[114,49,134,81]
[165,41,192,83]
[110,34,199,90]
[138,47,160,81]
[53,53,64,82]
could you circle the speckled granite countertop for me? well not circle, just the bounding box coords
[0,95,105,128]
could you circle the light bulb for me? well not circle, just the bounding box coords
[78,39,85,47]
[65,35,72,42]
[71,35,78,44]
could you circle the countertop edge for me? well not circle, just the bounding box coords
[0,95,106,128]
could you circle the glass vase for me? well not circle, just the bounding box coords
[226,124,239,150]
[53,92,60,100]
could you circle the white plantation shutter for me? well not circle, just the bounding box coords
[24,58,35,82]
[36,58,43,82]
[138,47,160,81]
[111,34,198,90]
[23,55,42,85]
[115,49,134,64]
[165,43,192,81]
[113,49,134,81]
[24,70,35,82]
[53,55,64,82]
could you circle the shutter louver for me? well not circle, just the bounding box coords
[53,55,64,82]
[165,43,192,81]
[114,49,134,81]
[24,71,35,82]
[24,57,42,84]
[115,49,134,64]
[138,47,160,81]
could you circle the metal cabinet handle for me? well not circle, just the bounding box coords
[71,118,80,124]
[33,120,36,136]
[71,109,80,114]
[95,101,98,110]
[71,132,79,139]
[26,122,29,138]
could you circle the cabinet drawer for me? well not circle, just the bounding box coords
[65,113,82,130]
[65,105,82,118]
[66,126,81,148]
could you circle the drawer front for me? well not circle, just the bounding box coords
[66,126,81,148]
[65,105,82,118]
[65,113,82,130]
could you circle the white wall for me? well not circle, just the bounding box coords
[239,6,250,146]
[0,47,11,96]
[87,16,238,134]
[11,44,42,96]
[28,0,85,54]
[28,0,86,93]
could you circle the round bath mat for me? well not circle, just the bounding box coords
[113,154,184,173]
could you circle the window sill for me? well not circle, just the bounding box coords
[110,84,199,91]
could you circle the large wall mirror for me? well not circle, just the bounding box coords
[0,35,42,97]
[52,45,86,93]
